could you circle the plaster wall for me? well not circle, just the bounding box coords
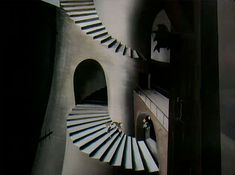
[94,0,142,50]
[32,8,143,175]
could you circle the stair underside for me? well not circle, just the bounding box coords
[67,104,159,173]
[60,0,145,61]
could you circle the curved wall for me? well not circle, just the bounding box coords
[32,8,143,175]
[94,0,162,57]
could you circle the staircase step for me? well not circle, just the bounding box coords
[69,110,108,115]
[81,128,117,154]
[95,34,111,42]
[63,5,96,12]
[132,50,139,59]
[67,116,110,127]
[68,119,111,134]
[74,127,107,148]
[111,134,127,166]
[70,124,106,141]
[138,141,159,172]
[109,42,121,52]
[127,47,132,58]
[132,138,145,171]
[72,107,107,111]
[102,38,117,48]
[68,114,109,121]
[61,2,94,7]
[88,29,108,39]
[60,0,93,2]
[85,26,106,34]
[79,20,102,30]
[68,10,97,17]
[123,136,133,169]
[72,14,99,23]
[75,104,107,108]
[73,107,107,111]
[119,45,126,55]
[101,133,124,163]
[91,132,120,159]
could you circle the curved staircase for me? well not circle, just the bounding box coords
[60,0,144,60]
[67,104,159,173]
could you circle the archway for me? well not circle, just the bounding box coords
[136,112,158,160]
[74,59,108,105]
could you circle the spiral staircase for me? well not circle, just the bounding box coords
[60,0,144,60]
[60,0,159,173]
[67,104,159,173]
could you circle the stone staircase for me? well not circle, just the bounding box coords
[67,104,159,173]
[60,0,144,60]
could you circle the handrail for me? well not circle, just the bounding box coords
[135,87,168,118]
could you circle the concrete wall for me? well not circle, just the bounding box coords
[32,8,143,175]
[218,0,235,174]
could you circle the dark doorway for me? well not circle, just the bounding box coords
[74,59,108,105]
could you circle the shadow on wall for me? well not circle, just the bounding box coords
[74,59,108,105]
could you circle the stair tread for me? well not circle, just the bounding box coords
[76,104,107,107]
[85,26,106,34]
[124,136,132,169]
[67,116,110,127]
[60,0,93,2]
[110,42,121,51]
[67,10,97,17]
[79,20,102,29]
[118,45,126,55]
[81,128,117,154]
[89,30,108,39]
[72,14,99,23]
[68,119,111,134]
[69,110,108,115]
[132,50,139,59]
[70,124,106,141]
[102,38,117,48]
[74,127,107,148]
[111,134,127,166]
[138,141,159,172]
[61,2,94,7]
[91,132,120,159]
[95,34,111,42]
[102,133,124,163]
[68,114,109,120]
[132,138,145,171]
[63,5,96,12]
[127,47,132,57]
[73,106,107,110]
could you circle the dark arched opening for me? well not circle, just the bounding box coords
[74,59,107,105]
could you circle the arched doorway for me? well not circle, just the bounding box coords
[136,113,158,160]
[74,59,108,105]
